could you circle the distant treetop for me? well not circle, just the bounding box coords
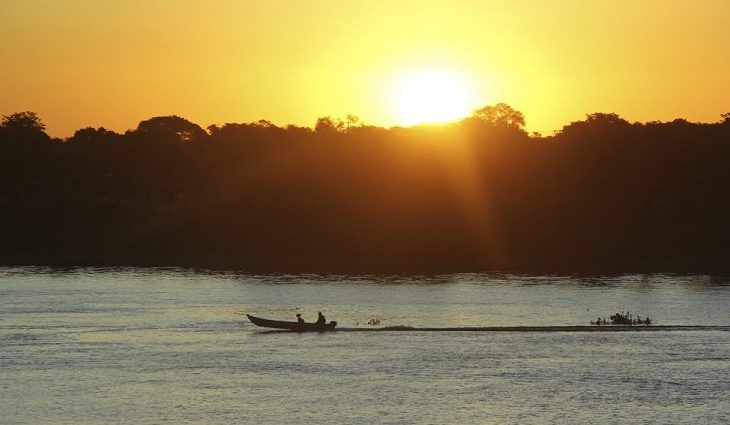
[468,103,526,129]
[1,111,46,133]
[134,115,208,143]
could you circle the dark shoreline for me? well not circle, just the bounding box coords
[2,255,730,276]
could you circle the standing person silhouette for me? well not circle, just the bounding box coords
[316,311,326,325]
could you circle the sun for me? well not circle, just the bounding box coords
[390,69,479,126]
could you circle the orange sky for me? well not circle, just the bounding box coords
[2,0,729,137]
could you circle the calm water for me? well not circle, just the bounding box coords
[0,268,728,424]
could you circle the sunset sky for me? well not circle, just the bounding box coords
[2,0,729,137]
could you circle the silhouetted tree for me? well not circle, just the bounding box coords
[67,127,121,144]
[133,115,208,143]
[0,111,52,162]
[555,112,632,142]
[0,111,51,143]
[1,111,46,132]
[584,112,628,125]
[345,115,361,129]
[315,116,345,133]
[255,119,277,128]
[469,103,526,128]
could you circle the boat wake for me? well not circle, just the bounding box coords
[253,325,730,333]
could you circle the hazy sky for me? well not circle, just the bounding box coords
[2,0,729,137]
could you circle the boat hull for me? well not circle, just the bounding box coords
[246,314,337,332]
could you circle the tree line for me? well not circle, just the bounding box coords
[1,105,729,273]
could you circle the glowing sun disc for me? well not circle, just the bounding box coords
[390,69,478,126]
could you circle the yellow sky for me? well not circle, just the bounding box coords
[2,0,729,137]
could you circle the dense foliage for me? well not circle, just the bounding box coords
[2,106,729,272]
[591,312,652,326]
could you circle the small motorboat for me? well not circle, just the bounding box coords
[246,314,337,332]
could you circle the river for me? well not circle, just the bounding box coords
[1,268,728,424]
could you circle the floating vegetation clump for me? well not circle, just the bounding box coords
[591,312,652,326]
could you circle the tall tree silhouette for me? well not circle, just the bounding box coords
[469,103,526,128]
[0,111,50,143]
[1,111,46,132]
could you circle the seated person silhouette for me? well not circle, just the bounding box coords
[296,313,304,325]
[316,311,326,325]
